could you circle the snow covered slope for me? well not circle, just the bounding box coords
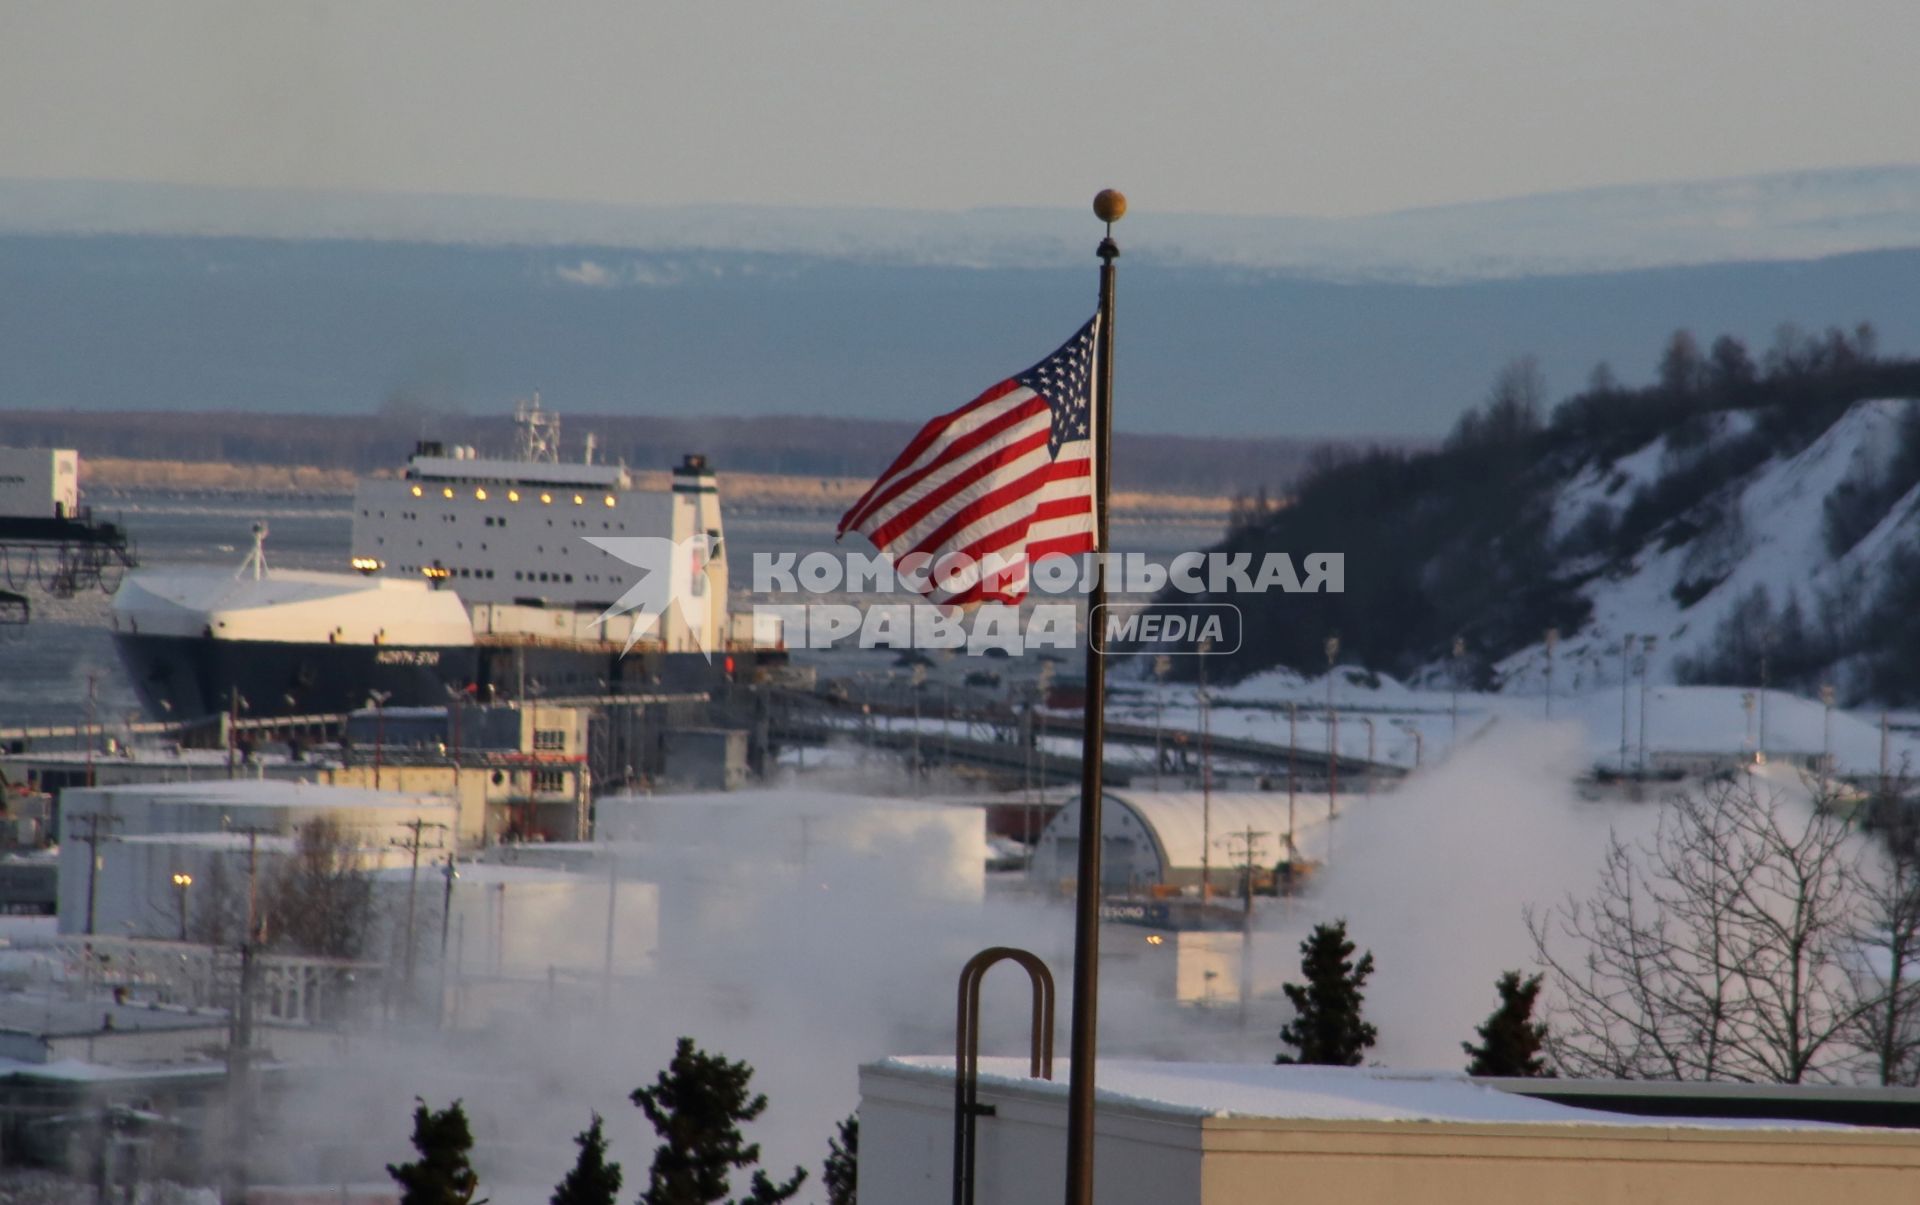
[1494,397,1920,701]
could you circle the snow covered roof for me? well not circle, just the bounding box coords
[1103,790,1332,870]
[872,1058,1848,1131]
[603,788,943,814]
[78,779,453,810]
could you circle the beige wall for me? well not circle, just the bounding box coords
[861,1064,1920,1205]
[1197,1121,1920,1205]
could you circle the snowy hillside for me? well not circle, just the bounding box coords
[1497,397,1920,698]
[1188,334,1920,705]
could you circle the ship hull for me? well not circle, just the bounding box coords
[112,630,750,719]
[112,631,479,718]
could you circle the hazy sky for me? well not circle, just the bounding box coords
[2,0,1917,218]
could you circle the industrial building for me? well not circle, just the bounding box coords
[54,779,458,940]
[860,1058,1920,1205]
[1028,789,1334,895]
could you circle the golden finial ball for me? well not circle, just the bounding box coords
[1093,189,1127,224]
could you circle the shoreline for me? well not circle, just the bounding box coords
[80,456,1237,523]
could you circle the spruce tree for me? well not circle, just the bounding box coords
[822,1113,857,1205]
[632,1037,806,1205]
[1275,920,1377,1066]
[1463,970,1554,1077]
[387,1098,483,1205]
[551,1112,623,1205]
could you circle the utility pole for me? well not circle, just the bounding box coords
[368,690,392,791]
[69,812,122,936]
[391,818,448,1004]
[84,672,98,788]
[1225,826,1268,1033]
[223,823,273,1205]
[439,852,459,1027]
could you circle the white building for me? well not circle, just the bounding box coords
[588,788,986,955]
[56,780,458,938]
[1029,790,1333,894]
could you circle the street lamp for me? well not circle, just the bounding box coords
[170,872,192,941]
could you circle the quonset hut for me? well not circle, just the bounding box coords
[1028,790,1334,895]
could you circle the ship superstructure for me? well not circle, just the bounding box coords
[111,399,757,719]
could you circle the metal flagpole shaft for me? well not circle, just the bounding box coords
[1065,188,1124,1205]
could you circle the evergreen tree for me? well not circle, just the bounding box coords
[632,1037,806,1205]
[1463,971,1554,1077]
[822,1113,857,1205]
[551,1112,623,1205]
[387,1098,483,1205]
[1276,921,1377,1066]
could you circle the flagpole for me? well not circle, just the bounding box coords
[1065,187,1124,1205]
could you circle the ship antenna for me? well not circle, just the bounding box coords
[237,522,270,581]
[514,390,562,464]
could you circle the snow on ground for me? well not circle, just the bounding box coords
[1107,666,1920,777]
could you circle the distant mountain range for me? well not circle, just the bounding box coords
[0,171,1915,438]
[5,167,1920,280]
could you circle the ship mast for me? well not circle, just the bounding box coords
[514,392,562,464]
[235,522,270,581]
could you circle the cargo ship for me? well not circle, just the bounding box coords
[108,399,772,718]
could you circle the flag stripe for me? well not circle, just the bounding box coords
[843,395,1048,536]
[839,315,1099,606]
[837,380,1028,534]
[870,425,1056,549]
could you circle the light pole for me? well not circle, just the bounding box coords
[1757,631,1772,764]
[367,690,392,791]
[1544,628,1559,719]
[1450,635,1465,744]
[1821,683,1836,780]
[1619,635,1636,774]
[171,872,192,941]
[1325,635,1340,819]
[1638,635,1656,775]
[1199,644,1214,902]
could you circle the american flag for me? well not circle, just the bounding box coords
[837,316,1100,605]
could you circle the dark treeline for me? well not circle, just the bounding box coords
[0,405,1360,498]
[1173,322,1920,692]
